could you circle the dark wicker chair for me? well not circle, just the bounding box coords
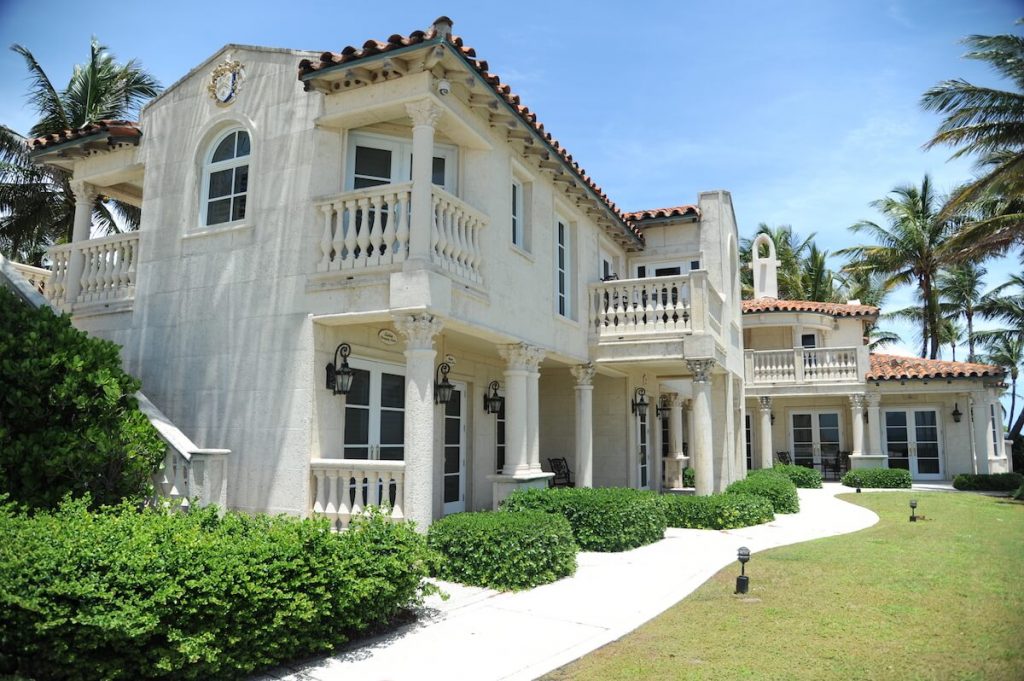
[776,451,792,465]
[547,457,575,487]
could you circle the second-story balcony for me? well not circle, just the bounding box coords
[745,346,865,387]
[45,232,140,313]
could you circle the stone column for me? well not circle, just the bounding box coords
[394,314,443,533]
[685,399,695,459]
[665,393,684,488]
[758,396,774,469]
[405,100,442,266]
[526,347,546,472]
[65,181,96,306]
[651,397,664,491]
[865,393,882,457]
[570,363,595,488]
[687,359,715,496]
[971,392,993,474]
[497,343,543,477]
[849,394,866,458]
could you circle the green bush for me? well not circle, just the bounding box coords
[841,468,912,489]
[661,492,774,529]
[0,497,436,680]
[1013,483,1024,501]
[771,464,823,488]
[428,510,577,590]
[0,288,164,508]
[726,471,800,514]
[952,472,1024,491]
[682,466,695,487]
[500,487,667,552]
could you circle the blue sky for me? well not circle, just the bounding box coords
[0,0,1020,358]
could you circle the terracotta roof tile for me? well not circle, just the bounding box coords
[297,17,644,245]
[742,298,879,317]
[867,353,1003,381]
[27,120,141,153]
[624,205,701,222]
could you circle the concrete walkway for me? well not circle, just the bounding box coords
[260,484,879,681]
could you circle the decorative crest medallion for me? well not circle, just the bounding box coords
[208,60,244,106]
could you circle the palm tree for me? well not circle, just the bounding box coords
[0,39,160,264]
[978,330,1024,441]
[977,270,1024,331]
[838,175,954,359]
[799,243,843,303]
[937,262,987,361]
[922,23,1024,259]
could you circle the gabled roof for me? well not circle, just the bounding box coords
[867,353,1003,381]
[27,120,141,154]
[297,17,645,246]
[624,205,701,223]
[742,298,879,318]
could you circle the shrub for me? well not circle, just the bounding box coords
[841,468,912,489]
[682,466,695,487]
[0,497,436,680]
[1014,483,1024,501]
[771,464,823,488]
[952,472,1024,491]
[726,471,800,514]
[0,288,164,509]
[661,492,774,529]
[500,487,667,552]
[428,510,577,590]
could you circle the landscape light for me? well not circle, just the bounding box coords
[736,546,751,594]
[909,499,918,523]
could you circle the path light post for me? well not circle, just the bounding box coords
[735,546,751,594]
[909,499,918,523]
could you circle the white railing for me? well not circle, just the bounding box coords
[430,187,486,285]
[45,244,71,305]
[9,261,51,295]
[77,232,139,303]
[589,274,693,339]
[311,459,405,531]
[746,346,862,384]
[315,182,413,272]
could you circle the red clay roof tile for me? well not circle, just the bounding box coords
[742,298,879,317]
[27,120,141,153]
[867,353,1003,381]
[624,205,701,222]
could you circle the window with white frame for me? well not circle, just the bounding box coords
[202,128,250,227]
[511,179,524,248]
[990,403,1001,455]
[346,131,456,192]
[555,217,572,318]
[495,396,506,474]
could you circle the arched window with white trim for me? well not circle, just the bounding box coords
[202,128,250,226]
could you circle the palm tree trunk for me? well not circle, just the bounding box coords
[925,274,940,360]
[966,309,975,362]
[1010,378,1021,440]
[919,276,930,358]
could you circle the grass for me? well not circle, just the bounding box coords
[544,492,1024,681]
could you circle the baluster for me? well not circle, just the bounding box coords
[110,243,125,296]
[354,197,371,267]
[441,203,456,270]
[392,470,404,520]
[318,204,334,271]
[103,244,116,299]
[125,240,137,289]
[338,472,352,530]
[381,192,398,264]
[341,200,357,268]
[395,190,410,262]
[325,471,339,528]
[80,245,94,301]
[312,470,327,514]
[432,199,447,266]
[430,196,442,262]
[351,472,365,517]
[116,242,129,291]
[368,471,381,507]
[367,193,384,267]
[654,283,666,332]
[469,217,483,280]
[454,207,469,276]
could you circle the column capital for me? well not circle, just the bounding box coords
[570,362,596,386]
[406,99,443,128]
[686,358,715,383]
[758,395,772,412]
[70,180,98,205]
[666,391,680,406]
[849,394,866,410]
[499,343,545,371]
[393,314,443,350]
[866,392,881,407]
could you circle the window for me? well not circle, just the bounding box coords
[991,403,1001,456]
[745,414,753,469]
[556,218,572,318]
[346,132,455,192]
[511,180,524,248]
[203,128,250,226]
[600,249,617,280]
[801,333,817,349]
[495,394,506,473]
[690,260,700,270]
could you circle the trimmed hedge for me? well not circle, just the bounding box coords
[771,464,823,489]
[500,487,667,552]
[428,510,577,590]
[726,470,800,514]
[661,492,774,529]
[0,288,164,509]
[952,473,1024,491]
[0,498,436,681]
[841,468,912,489]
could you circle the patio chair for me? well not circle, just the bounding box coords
[836,451,851,478]
[820,453,840,480]
[547,457,575,488]
[775,451,792,465]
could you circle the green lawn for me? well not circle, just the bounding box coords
[544,492,1024,681]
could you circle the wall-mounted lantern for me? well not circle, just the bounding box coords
[483,380,504,414]
[952,403,963,423]
[435,362,454,405]
[770,412,776,426]
[656,394,672,421]
[632,387,649,415]
[326,343,355,396]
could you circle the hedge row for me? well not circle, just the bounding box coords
[725,470,800,514]
[0,498,435,681]
[501,487,667,552]
[841,468,912,489]
[771,464,823,489]
[427,510,577,590]
[661,492,774,529]
[952,472,1024,491]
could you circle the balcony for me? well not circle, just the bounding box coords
[745,346,865,386]
[313,183,487,286]
[45,232,140,312]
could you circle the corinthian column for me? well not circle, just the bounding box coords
[687,358,716,496]
[497,343,544,477]
[394,314,443,532]
[405,100,443,266]
[570,363,596,487]
[65,181,97,306]
[849,394,865,458]
[758,396,774,469]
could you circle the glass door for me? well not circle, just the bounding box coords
[884,408,943,479]
[442,383,467,515]
[791,413,815,467]
[637,409,650,489]
[343,360,405,460]
[790,411,842,469]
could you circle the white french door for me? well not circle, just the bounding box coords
[343,359,405,460]
[883,408,943,480]
[346,131,457,192]
[637,410,650,489]
[790,411,841,468]
[442,383,467,515]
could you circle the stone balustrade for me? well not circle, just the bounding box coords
[8,261,51,295]
[746,346,862,385]
[315,182,413,272]
[589,273,699,340]
[45,233,139,308]
[310,459,405,530]
[45,244,71,305]
[430,187,486,285]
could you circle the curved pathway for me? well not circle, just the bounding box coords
[260,484,878,681]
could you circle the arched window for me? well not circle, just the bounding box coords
[202,128,250,226]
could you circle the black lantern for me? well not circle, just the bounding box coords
[909,499,918,523]
[656,394,671,421]
[326,343,355,396]
[484,380,504,414]
[736,546,751,594]
[435,362,454,405]
[952,403,963,423]
[770,412,776,425]
[632,387,649,415]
